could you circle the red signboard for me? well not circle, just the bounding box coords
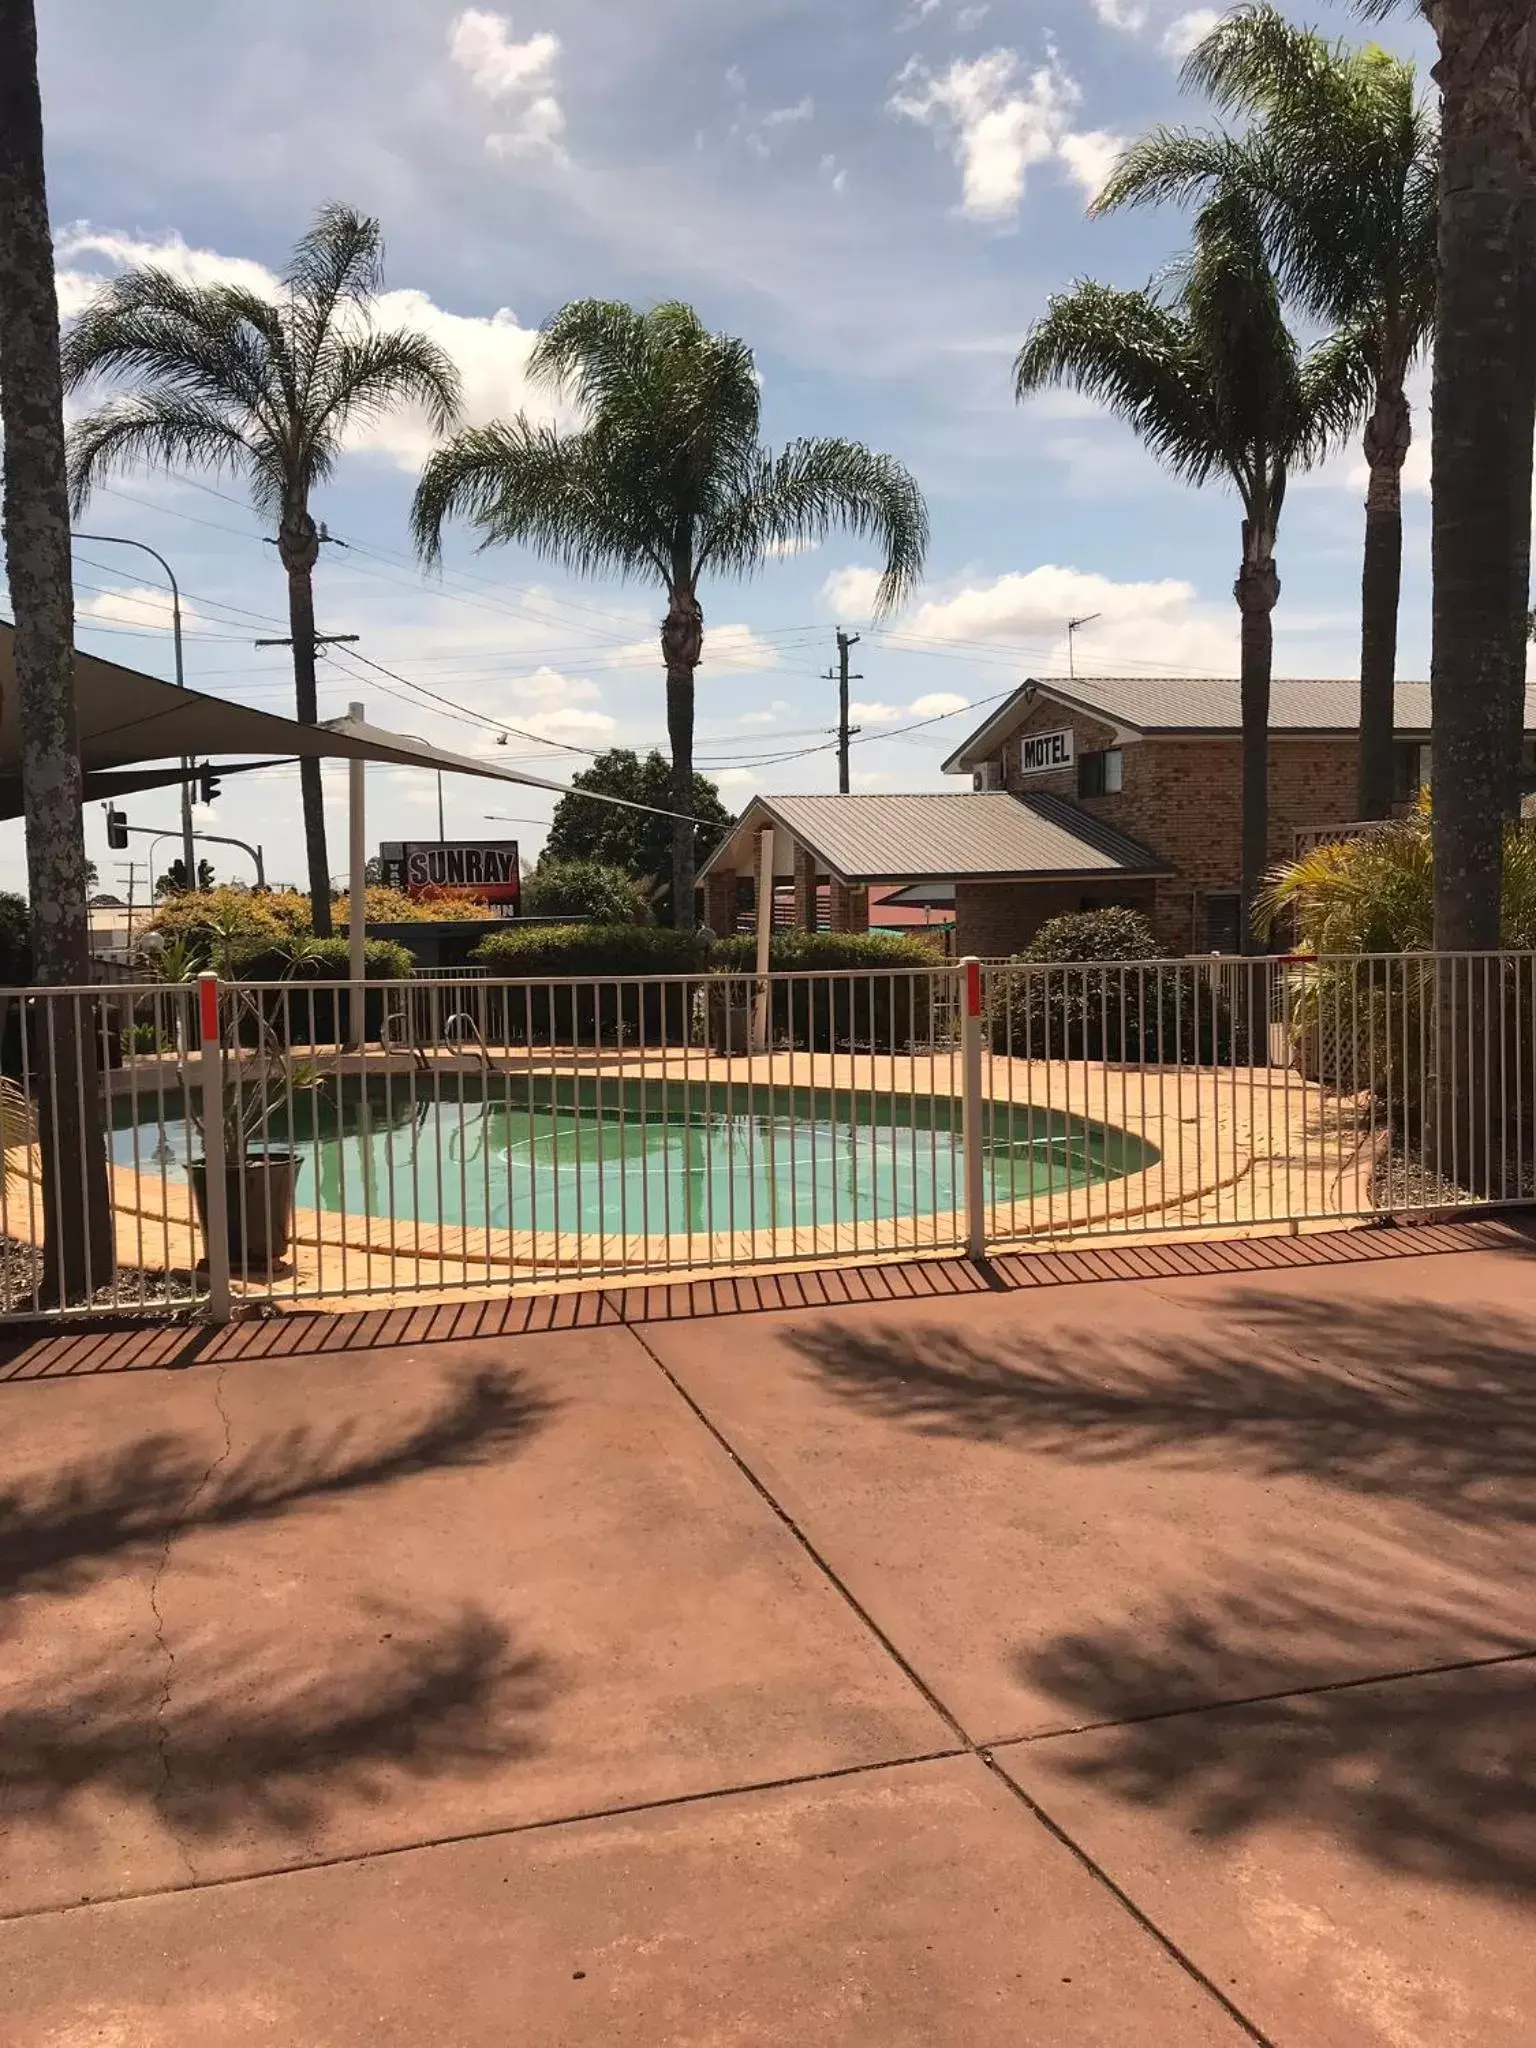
[379,840,520,908]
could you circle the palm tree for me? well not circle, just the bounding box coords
[411,300,928,927]
[61,205,461,936]
[1015,184,1369,949]
[0,0,114,1298]
[1356,0,1534,951]
[1096,4,1437,823]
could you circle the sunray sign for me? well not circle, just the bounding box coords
[379,840,521,908]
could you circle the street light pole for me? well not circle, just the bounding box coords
[72,532,197,888]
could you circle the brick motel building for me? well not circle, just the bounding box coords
[699,674,1536,958]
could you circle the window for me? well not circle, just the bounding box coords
[1392,742,1431,804]
[1205,892,1242,954]
[1077,748,1123,797]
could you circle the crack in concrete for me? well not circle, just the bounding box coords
[145,1360,234,1882]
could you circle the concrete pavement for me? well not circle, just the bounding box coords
[1,1220,1532,2044]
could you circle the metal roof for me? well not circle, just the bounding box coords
[700,791,1171,885]
[942,675,1536,771]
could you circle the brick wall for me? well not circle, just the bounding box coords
[985,697,1365,950]
[955,878,1157,957]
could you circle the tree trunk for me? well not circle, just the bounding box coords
[279,511,333,936]
[1234,530,1278,955]
[1422,0,1535,949]
[662,587,703,931]
[0,0,114,1301]
[1356,380,1410,821]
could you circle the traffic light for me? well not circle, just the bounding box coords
[197,762,221,806]
[105,806,128,850]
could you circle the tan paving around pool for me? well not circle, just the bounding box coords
[4,1043,1406,1312]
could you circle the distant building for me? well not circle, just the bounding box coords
[700,676,1536,957]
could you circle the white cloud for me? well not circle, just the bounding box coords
[608,621,782,672]
[714,768,759,792]
[910,691,970,716]
[1161,9,1220,58]
[957,5,991,26]
[1092,0,1149,29]
[902,563,1242,671]
[739,709,779,726]
[890,50,1108,220]
[762,96,814,128]
[54,226,276,317]
[851,700,904,723]
[75,583,211,635]
[486,96,567,162]
[1057,129,1125,201]
[823,565,886,615]
[448,10,567,165]
[448,11,558,97]
[764,534,820,559]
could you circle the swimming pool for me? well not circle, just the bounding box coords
[111,1075,1158,1238]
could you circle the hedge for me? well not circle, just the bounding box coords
[468,924,710,1045]
[710,929,941,1050]
[225,936,414,1046]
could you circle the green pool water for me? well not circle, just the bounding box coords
[111,1075,1158,1236]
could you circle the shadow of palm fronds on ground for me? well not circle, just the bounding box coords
[784,1289,1536,1523]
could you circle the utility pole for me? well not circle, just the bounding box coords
[824,628,862,794]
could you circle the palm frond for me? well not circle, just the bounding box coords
[1016,282,1224,490]
[59,269,287,432]
[1183,4,1335,114]
[411,419,668,580]
[698,437,928,611]
[1294,323,1377,463]
[1092,126,1250,217]
[308,328,462,449]
[66,395,257,517]
[530,298,761,454]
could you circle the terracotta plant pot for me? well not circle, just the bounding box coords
[190,1151,299,1272]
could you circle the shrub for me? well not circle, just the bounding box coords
[0,891,30,984]
[468,924,710,1045]
[710,928,941,1050]
[986,906,1233,1063]
[225,935,414,1047]
[145,886,312,964]
[334,885,495,926]
[522,859,652,925]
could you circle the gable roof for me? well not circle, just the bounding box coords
[942,675,1536,772]
[698,791,1172,886]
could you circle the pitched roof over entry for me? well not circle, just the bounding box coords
[699,791,1171,885]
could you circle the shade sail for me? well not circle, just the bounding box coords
[0,625,686,821]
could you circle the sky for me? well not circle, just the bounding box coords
[6,0,1435,900]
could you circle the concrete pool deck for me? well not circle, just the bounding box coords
[6,1044,1398,1309]
[0,1216,1532,2044]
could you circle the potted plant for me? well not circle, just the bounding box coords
[183,996,311,1272]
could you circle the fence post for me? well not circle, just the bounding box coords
[197,970,231,1323]
[960,954,985,1259]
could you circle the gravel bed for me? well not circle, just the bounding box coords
[1371,1149,1536,1212]
[0,1235,200,1316]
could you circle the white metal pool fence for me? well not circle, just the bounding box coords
[1,950,1533,1321]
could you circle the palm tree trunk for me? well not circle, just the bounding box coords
[662,587,703,931]
[1423,1,1534,950]
[279,511,333,937]
[1356,381,1410,821]
[1234,530,1278,955]
[0,0,114,1301]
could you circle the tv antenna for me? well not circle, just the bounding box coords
[1066,612,1101,680]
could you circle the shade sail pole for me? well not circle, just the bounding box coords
[348,701,367,1049]
[751,825,774,1054]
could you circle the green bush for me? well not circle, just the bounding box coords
[986,907,1234,1063]
[226,935,414,1047]
[522,859,652,925]
[469,924,710,1045]
[710,928,941,1050]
